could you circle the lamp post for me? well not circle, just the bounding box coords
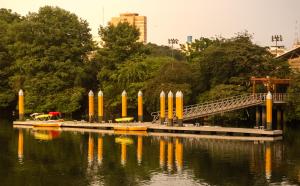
[168,38,179,59]
[271,35,283,56]
[168,38,179,69]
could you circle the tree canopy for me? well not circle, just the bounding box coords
[8,6,94,113]
[0,7,297,122]
[0,9,21,108]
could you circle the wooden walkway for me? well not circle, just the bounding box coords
[13,120,282,141]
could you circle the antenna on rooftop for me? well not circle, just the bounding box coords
[294,20,299,46]
[271,35,283,56]
[102,6,105,26]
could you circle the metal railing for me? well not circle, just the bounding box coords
[151,93,288,123]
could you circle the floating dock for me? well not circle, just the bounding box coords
[13,120,283,141]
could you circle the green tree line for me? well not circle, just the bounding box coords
[0,6,298,122]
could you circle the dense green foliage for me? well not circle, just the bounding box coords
[188,34,290,123]
[286,73,300,122]
[0,9,21,108]
[0,7,298,122]
[3,6,94,113]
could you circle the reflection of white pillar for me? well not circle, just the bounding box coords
[137,136,143,165]
[167,141,173,171]
[265,144,272,180]
[97,137,103,165]
[18,130,24,163]
[159,140,165,168]
[175,138,183,172]
[88,134,94,165]
[121,143,127,166]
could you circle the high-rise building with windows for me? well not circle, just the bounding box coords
[110,13,147,43]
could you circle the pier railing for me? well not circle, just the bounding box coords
[151,93,288,123]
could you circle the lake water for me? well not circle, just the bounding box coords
[1,119,300,186]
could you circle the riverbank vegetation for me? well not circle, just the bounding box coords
[1,6,298,122]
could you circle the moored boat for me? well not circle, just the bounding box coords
[33,122,62,127]
[115,117,134,122]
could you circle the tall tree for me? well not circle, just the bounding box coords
[0,9,21,108]
[286,73,300,122]
[95,22,150,118]
[192,32,290,99]
[9,6,94,113]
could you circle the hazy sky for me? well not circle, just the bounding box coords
[2,0,300,49]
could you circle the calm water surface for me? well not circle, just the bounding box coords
[0,119,300,186]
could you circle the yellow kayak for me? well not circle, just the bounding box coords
[34,132,53,140]
[115,137,133,145]
[114,130,148,135]
[115,117,134,122]
[34,114,51,120]
[33,123,61,127]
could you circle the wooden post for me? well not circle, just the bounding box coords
[98,90,103,122]
[122,90,127,118]
[88,90,94,123]
[18,89,24,121]
[262,107,266,128]
[138,91,143,122]
[276,108,282,130]
[160,91,166,124]
[255,106,261,128]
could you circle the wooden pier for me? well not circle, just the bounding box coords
[13,120,283,141]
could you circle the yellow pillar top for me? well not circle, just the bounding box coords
[176,91,183,98]
[160,91,165,97]
[266,91,272,99]
[180,91,183,97]
[168,91,173,97]
[122,90,127,96]
[138,90,142,96]
[88,90,94,96]
[98,90,103,96]
[19,89,24,96]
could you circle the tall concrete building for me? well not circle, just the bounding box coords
[110,13,147,43]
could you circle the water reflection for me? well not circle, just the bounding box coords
[137,136,143,165]
[32,129,61,141]
[159,139,165,168]
[88,134,94,165]
[167,140,174,171]
[10,127,300,186]
[175,138,183,172]
[17,130,23,163]
[265,143,272,180]
[115,136,133,166]
[97,136,103,165]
